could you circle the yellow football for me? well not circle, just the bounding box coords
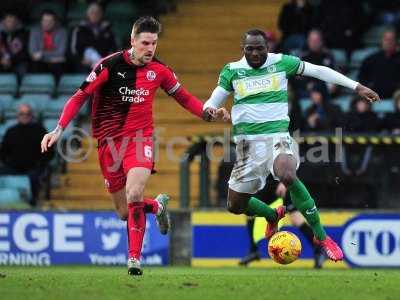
[268,231,302,265]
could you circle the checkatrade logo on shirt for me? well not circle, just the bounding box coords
[118,87,149,103]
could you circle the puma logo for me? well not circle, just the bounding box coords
[305,206,317,215]
[117,72,126,78]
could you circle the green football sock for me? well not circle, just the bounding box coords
[288,179,326,241]
[246,197,277,222]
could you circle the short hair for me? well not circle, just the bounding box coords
[41,9,57,20]
[243,29,269,44]
[131,16,161,37]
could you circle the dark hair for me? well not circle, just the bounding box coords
[243,29,269,44]
[132,16,161,37]
[41,9,58,20]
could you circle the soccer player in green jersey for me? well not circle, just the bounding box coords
[203,29,380,261]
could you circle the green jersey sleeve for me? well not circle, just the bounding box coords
[218,64,234,92]
[281,54,302,77]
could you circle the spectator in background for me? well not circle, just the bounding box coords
[302,30,335,69]
[278,0,314,53]
[70,2,117,72]
[316,0,368,57]
[358,29,400,99]
[383,90,400,134]
[296,30,336,97]
[29,10,67,80]
[344,96,380,133]
[303,83,342,132]
[288,83,304,133]
[0,13,29,79]
[0,104,52,206]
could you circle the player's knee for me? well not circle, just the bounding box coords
[126,185,143,203]
[227,199,245,215]
[280,171,296,186]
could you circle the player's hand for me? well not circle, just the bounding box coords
[275,182,287,198]
[203,107,230,122]
[355,84,380,103]
[41,126,63,153]
[214,107,230,122]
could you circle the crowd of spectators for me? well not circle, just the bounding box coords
[277,0,400,135]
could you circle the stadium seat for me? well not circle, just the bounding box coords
[331,49,347,68]
[43,118,58,133]
[0,124,8,141]
[0,73,18,95]
[20,74,55,95]
[0,188,24,205]
[43,95,69,118]
[299,98,312,113]
[350,47,379,68]
[363,25,387,47]
[3,119,17,129]
[31,1,65,20]
[57,74,86,95]
[332,95,352,112]
[105,2,138,21]
[347,69,359,81]
[111,21,131,47]
[373,99,393,114]
[0,175,32,202]
[0,94,15,111]
[66,2,88,21]
[15,94,52,113]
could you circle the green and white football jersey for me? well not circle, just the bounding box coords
[218,53,303,139]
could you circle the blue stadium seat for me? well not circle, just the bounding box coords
[331,49,347,68]
[15,94,52,113]
[0,175,32,202]
[0,94,15,111]
[0,124,8,141]
[43,118,76,140]
[20,74,55,95]
[347,69,359,81]
[363,25,387,47]
[0,188,24,205]
[299,98,312,113]
[332,95,352,112]
[350,47,379,68]
[373,99,393,114]
[0,73,18,95]
[57,74,86,95]
[43,95,69,118]
[43,118,58,132]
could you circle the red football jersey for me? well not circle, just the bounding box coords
[79,50,180,140]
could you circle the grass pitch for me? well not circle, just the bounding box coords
[0,266,398,300]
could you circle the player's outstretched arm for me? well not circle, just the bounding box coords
[171,86,230,122]
[300,62,380,102]
[203,86,231,122]
[41,89,89,153]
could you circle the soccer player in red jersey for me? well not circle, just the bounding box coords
[41,16,229,275]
